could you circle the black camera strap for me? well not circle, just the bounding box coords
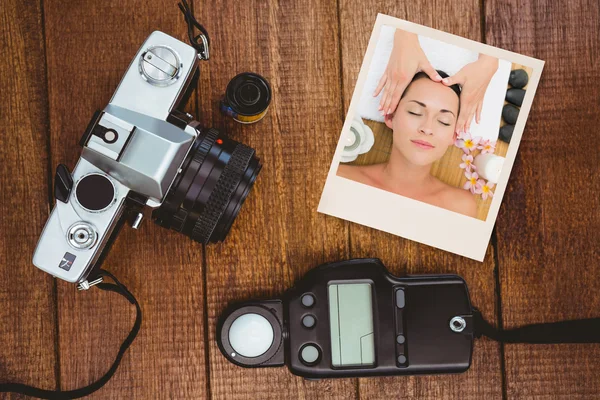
[473,308,600,344]
[178,0,210,60]
[0,270,142,400]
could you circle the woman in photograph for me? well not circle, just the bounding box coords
[374,29,500,135]
[337,29,499,217]
[338,70,478,217]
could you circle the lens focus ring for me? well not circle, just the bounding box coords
[193,128,219,165]
[171,128,219,232]
[152,125,261,244]
[154,128,219,231]
[191,144,255,244]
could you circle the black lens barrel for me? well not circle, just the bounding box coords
[152,127,261,244]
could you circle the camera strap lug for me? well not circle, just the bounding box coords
[77,276,104,291]
[196,34,209,60]
[178,0,210,61]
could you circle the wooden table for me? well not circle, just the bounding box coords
[1,1,598,399]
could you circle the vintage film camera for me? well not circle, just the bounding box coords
[33,31,261,289]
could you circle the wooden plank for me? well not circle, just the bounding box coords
[194,0,354,398]
[0,0,58,397]
[43,1,207,398]
[485,0,600,398]
[338,2,504,399]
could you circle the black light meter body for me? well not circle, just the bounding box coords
[217,258,475,379]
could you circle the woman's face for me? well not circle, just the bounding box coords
[385,77,459,167]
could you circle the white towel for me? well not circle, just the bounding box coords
[358,25,511,141]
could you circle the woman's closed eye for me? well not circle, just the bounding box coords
[408,110,451,126]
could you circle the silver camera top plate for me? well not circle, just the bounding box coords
[33,31,200,284]
[33,158,129,283]
[110,31,198,121]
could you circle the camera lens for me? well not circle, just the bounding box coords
[152,128,261,244]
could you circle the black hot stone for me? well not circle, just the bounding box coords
[502,104,520,125]
[506,88,525,106]
[499,124,514,143]
[509,69,528,88]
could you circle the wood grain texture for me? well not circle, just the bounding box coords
[1,1,599,399]
[0,1,58,397]
[42,1,207,398]
[485,0,600,398]
[193,0,354,398]
[338,2,503,399]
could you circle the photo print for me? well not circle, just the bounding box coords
[318,14,544,261]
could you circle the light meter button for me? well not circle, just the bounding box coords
[302,314,316,328]
[301,294,315,308]
[228,313,274,358]
[396,288,405,308]
[300,344,321,365]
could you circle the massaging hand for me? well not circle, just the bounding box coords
[442,54,499,134]
[373,30,441,115]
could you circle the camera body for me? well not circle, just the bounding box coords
[33,31,261,287]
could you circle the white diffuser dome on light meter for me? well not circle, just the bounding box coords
[228,313,274,358]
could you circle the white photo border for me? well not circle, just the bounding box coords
[317,13,545,261]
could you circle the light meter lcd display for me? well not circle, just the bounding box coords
[328,283,375,367]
